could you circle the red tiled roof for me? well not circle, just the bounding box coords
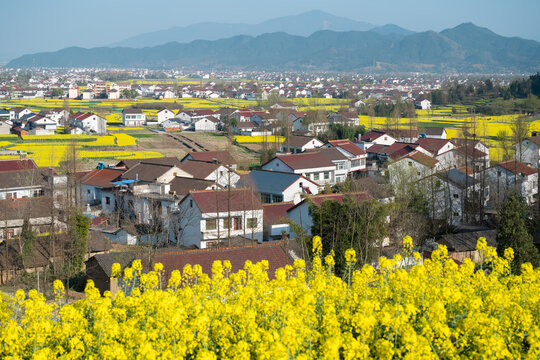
[263,202,295,225]
[454,146,487,159]
[416,138,452,155]
[81,168,124,187]
[188,188,263,213]
[153,242,293,280]
[361,130,387,142]
[328,140,366,157]
[498,160,536,176]
[0,159,38,172]
[273,152,335,170]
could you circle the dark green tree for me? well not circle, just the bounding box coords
[20,218,36,270]
[310,196,388,275]
[496,195,540,273]
[65,212,90,276]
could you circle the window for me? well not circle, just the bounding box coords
[206,219,217,230]
[260,193,272,203]
[87,189,91,194]
[223,217,241,230]
[247,218,257,229]
[313,173,320,180]
[453,194,459,199]
[105,196,111,205]
[190,199,193,207]
[271,194,283,202]
[337,162,346,170]
[453,212,460,217]
[408,161,413,167]
[324,172,330,180]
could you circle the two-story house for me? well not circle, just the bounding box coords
[70,112,107,134]
[484,160,538,206]
[178,188,264,248]
[280,135,324,154]
[122,109,146,126]
[262,152,336,186]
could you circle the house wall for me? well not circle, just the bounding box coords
[194,118,217,131]
[516,140,539,168]
[287,202,312,237]
[81,184,102,206]
[389,159,435,186]
[0,186,42,200]
[485,167,538,206]
[179,197,264,248]
[157,110,174,124]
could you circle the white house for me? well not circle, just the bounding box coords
[178,188,264,248]
[388,151,439,186]
[415,99,431,110]
[418,168,489,226]
[516,133,540,168]
[0,197,61,241]
[0,169,44,200]
[178,161,240,188]
[262,152,336,186]
[193,116,219,132]
[157,109,175,124]
[361,130,397,149]
[423,127,447,139]
[80,168,124,206]
[324,139,368,177]
[70,112,107,134]
[122,109,146,126]
[9,107,32,120]
[280,135,324,154]
[238,169,320,204]
[484,160,538,206]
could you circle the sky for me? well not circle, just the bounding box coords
[1,0,539,63]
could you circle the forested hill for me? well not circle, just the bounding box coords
[6,23,540,73]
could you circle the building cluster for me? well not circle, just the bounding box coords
[0,106,106,135]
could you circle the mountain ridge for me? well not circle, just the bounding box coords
[110,10,377,48]
[7,23,540,73]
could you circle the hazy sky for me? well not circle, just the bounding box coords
[1,0,539,62]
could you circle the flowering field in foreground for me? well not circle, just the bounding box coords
[1,238,539,359]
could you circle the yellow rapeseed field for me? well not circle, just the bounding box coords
[234,135,284,144]
[0,237,538,359]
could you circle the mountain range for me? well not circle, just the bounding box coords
[110,10,383,48]
[7,22,540,73]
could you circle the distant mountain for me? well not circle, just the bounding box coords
[7,23,540,73]
[111,10,375,48]
[369,24,415,36]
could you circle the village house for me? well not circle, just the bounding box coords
[324,139,368,176]
[0,168,45,200]
[360,130,397,149]
[238,169,319,204]
[0,197,60,241]
[438,227,497,263]
[484,160,538,206]
[418,168,489,226]
[178,160,240,188]
[122,109,146,126]
[8,107,32,120]
[193,116,219,131]
[416,138,457,169]
[263,202,295,241]
[79,168,124,206]
[515,132,540,168]
[280,135,324,154]
[70,112,107,134]
[262,152,336,186]
[178,188,264,248]
[157,108,175,124]
[388,151,439,186]
[422,127,447,139]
